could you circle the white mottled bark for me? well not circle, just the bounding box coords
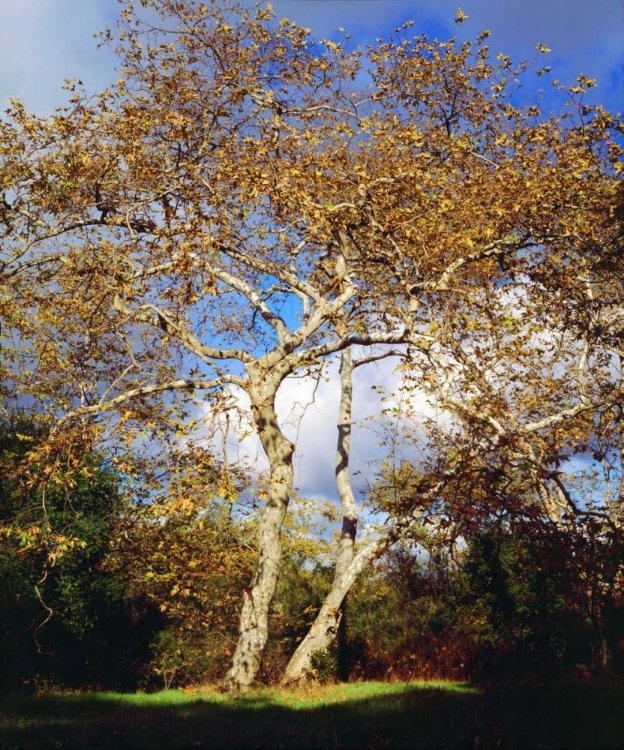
[282,349,359,684]
[281,524,407,684]
[223,374,294,692]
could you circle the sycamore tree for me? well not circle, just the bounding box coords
[1,0,621,690]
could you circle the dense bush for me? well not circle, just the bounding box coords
[298,524,623,686]
[0,416,162,692]
[2,415,620,691]
[127,508,257,689]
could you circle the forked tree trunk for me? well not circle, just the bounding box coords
[282,349,359,684]
[222,386,294,692]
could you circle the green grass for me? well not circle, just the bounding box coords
[1,680,622,749]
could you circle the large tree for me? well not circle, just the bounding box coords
[1,0,621,689]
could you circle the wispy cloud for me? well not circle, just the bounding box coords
[0,0,116,113]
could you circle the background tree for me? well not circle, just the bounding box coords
[108,444,258,687]
[0,414,161,691]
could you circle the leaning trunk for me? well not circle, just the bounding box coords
[281,531,394,684]
[223,389,294,692]
[282,410,466,684]
[282,349,359,684]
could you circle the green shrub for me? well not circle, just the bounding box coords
[310,648,338,684]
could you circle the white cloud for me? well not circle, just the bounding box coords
[196,350,442,504]
[0,0,118,113]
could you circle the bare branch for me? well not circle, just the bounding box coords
[54,375,241,430]
[112,293,252,363]
[220,245,322,304]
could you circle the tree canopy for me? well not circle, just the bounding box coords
[1,0,622,690]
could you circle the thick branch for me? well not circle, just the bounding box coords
[112,293,252,363]
[520,399,604,433]
[54,376,236,430]
[430,235,532,293]
[294,327,426,367]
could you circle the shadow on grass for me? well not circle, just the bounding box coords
[1,681,622,749]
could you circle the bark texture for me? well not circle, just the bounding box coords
[223,379,294,692]
[282,349,359,684]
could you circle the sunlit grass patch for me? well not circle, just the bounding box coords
[1,680,622,749]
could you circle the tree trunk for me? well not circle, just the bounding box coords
[282,349,361,684]
[281,362,463,685]
[614,384,623,528]
[337,595,350,681]
[282,435,462,684]
[281,341,477,685]
[281,533,392,684]
[222,385,294,692]
[589,624,610,673]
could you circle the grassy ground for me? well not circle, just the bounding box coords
[1,680,622,749]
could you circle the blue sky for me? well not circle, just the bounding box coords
[1,0,621,504]
[1,0,621,114]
